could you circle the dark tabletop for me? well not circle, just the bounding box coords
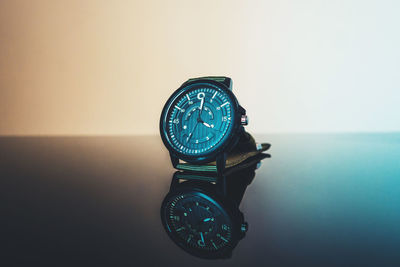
[1,134,400,266]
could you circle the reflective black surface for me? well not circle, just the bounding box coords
[160,159,265,259]
[1,134,400,266]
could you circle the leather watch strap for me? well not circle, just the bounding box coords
[176,132,271,173]
[186,76,232,90]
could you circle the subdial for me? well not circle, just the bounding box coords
[185,106,214,121]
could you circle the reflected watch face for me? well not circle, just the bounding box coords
[163,84,234,156]
[163,191,234,254]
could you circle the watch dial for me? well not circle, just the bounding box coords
[164,192,233,253]
[165,84,234,156]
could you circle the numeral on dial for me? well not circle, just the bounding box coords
[222,224,230,231]
[175,105,185,112]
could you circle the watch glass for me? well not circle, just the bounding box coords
[163,191,233,254]
[164,83,234,156]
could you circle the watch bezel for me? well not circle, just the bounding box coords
[160,78,243,164]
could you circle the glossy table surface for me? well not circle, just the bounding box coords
[1,134,400,266]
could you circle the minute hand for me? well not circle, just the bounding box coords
[198,97,205,119]
[186,122,199,143]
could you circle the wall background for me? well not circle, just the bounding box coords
[1,0,399,135]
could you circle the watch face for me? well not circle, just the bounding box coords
[162,191,234,256]
[161,82,236,159]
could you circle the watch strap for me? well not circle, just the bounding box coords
[186,76,232,90]
[175,132,271,173]
[172,152,268,206]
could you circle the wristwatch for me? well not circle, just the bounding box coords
[160,76,268,174]
[160,153,268,259]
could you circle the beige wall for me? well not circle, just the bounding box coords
[1,0,399,135]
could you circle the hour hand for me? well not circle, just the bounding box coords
[202,122,212,128]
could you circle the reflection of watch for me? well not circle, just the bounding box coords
[160,77,251,174]
[160,155,267,259]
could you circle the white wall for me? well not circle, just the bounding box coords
[0,0,399,135]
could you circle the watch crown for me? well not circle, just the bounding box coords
[241,222,248,233]
[240,115,248,126]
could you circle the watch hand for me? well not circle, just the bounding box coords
[203,218,212,222]
[200,232,204,243]
[198,97,205,118]
[202,122,212,128]
[186,122,199,143]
